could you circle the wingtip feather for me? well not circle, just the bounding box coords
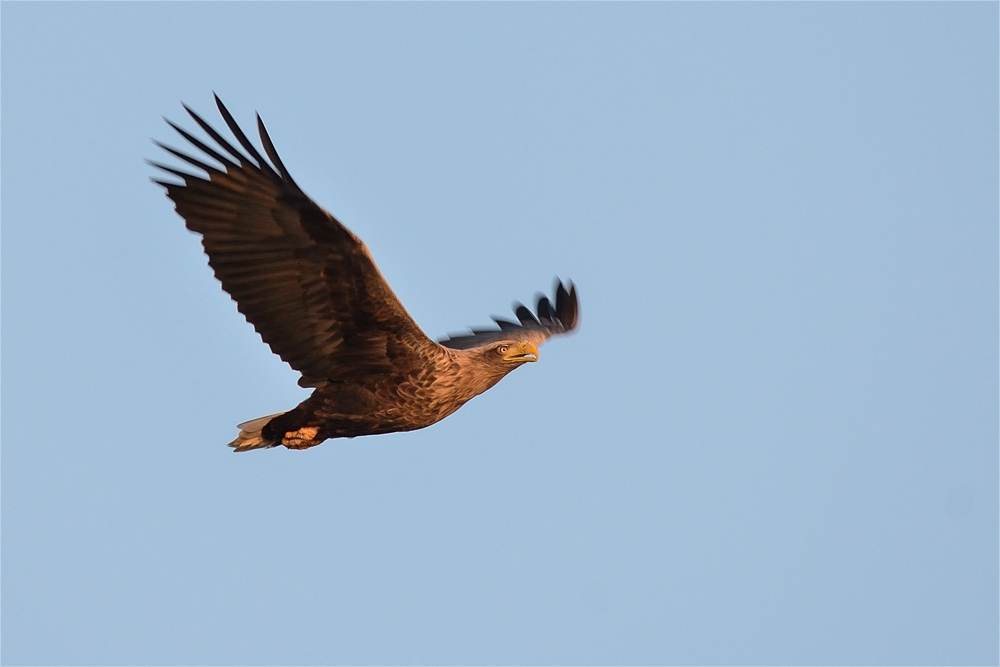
[438,280,579,349]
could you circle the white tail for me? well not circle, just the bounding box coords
[227,412,288,452]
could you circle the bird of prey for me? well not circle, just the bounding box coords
[151,96,578,451]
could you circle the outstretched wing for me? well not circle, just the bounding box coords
[439,280,579,350]
[151,95,435,385]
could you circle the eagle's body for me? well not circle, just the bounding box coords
[152,96,578,451]
[254,345,518,448]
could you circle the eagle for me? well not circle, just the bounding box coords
[151,96,578,451]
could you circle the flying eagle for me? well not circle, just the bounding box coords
[151,96,578,451]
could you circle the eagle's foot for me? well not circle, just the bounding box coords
[281,426,322,449]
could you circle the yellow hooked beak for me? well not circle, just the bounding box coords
[503,341,539,363]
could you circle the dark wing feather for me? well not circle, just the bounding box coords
[515,304,539,326]
[535,295,554,324]
[439,280,579,350]
[153,96,436,385]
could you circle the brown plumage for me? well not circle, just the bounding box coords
[151,95,579,451]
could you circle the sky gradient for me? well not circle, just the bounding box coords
[2,3,997,664]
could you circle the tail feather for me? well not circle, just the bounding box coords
[228,412,287,452]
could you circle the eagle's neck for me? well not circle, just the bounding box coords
[437,347,516,404]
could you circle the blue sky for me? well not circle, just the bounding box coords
[2,3,997,665]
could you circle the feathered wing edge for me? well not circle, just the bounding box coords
[438,279,579,350]
[150,94,293,193]
[151,95,440,387]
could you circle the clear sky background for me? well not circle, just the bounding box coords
[2,3,997,665]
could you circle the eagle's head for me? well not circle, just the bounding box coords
[473,339,539,377]
[492,340,539,365]
[446,340,541,402]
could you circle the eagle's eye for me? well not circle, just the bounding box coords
[497,345,509,355]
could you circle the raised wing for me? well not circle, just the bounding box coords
[439,280,579,350]
[151,95,435,385]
